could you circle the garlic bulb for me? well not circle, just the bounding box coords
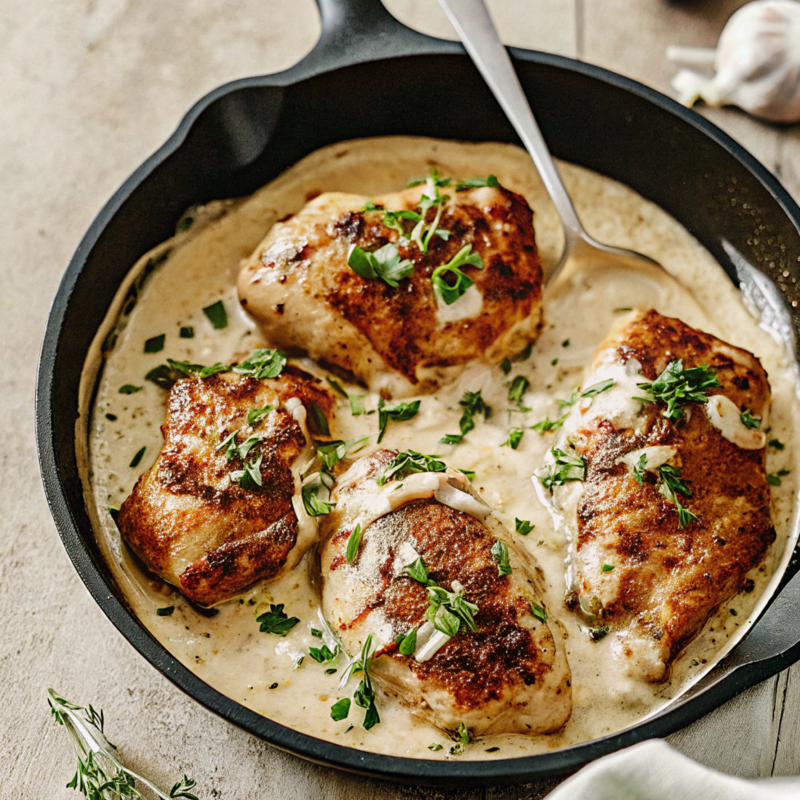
[667,0,800,123]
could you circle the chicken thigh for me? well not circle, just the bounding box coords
[238,180,543,397]
[535,310,774,681]
[118,364,332,606]
[319,450,572,737]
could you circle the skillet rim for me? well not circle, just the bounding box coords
[36,36,800,786]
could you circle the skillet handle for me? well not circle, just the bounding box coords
[305,0,457,70]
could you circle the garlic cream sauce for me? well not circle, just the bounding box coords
[82,137,800,760]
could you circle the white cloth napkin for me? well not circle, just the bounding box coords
[545,740,800,799]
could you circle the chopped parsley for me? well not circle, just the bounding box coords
[233,348,286,380]
[326,377,366,416]
[657,464,699,527]
[440,389,491,444]
[301,471,336,516]
[515,518,534,536]
[768,469,791,486]
[632,452,648,484]
[119,384,142,394]
[345,524,363,564]
[411,174,450,254]
[601,563,615,572]
[769,438,785,450]
[202,300,228,330]
[431,245,483,305]
[502,428,524,449]
[347,243,414,288]
[377,450,446,485]
[145,359,229,390]
[246,404,274,427]
[317,437,369,471]
[156,606,175,616]
[490,540,512,576]
[257,604,300,637]
[635,359,721,421]
[508,375,530,406]
[144,334,165,353]
[309,643,340,666]
[538,448,586,489]
[307,401,331,437]
[500,358,512,375]
[740,409,761,429]
[129,447,146,468]
[455,175,499,191]
[530,603,547,623]
[179,326,194,339]
[330,698,351,721]
[377,399,420,443]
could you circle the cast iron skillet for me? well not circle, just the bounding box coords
[36,0,800,786]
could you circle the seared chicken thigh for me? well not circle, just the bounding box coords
[238,181,543,397]
[536,310,774,681]
[320,450,572,737]
[118,366,332,606]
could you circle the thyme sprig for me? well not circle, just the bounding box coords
[48,689,199,800]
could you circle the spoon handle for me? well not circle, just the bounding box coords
[438,0,584,240]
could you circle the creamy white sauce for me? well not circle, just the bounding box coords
[80,137,800,761]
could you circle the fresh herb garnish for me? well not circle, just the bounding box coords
[129,447,146,468]
[530,415,565,434]
[307,401,331,437]
[490,540,512,576]
[740,409,761,429]
[589,625,610,641]
[449,722,471,756]
[530,603,547,623]
[48,690,200,800]
[581,378,615,398]
[302,471,336,516]
[345,524,363,564]
[508,375,530,406]
[404,557,434,585]
[455,175,499,191]
[317,437,370,471]
[144,334,165,353]
[768,469,790,486]
[503,428,524,449]
[538,448,586,489]
[119,384,142,394]
[377,449,446,485]
[381,208,424,238]
[515,518,534,536]
[233,348,287,380]
[377,399,421,443]
[246,404,274,427]
[330,698,351,721]
[156,606,175,616]
[551,358,558,366]
[407,169,451,188]
[347,243,414,288]
[769,438,785,450]
[635,360,721,421]
[202,300,228,329]
[531,380,614,434]
[326,376,348,397]
[632,452,647,484]
[657,464,699,527]
[145,359,230,390]
[398,629,417,656]
[500,358,512,375]
[179,326,194,339]
[440,389,491,444]
[601,564,615,572]
[338,634,380,730]
[429,743,443,752]
[257,604,300,637]
[431,244,483,305]
[309,643,339,666]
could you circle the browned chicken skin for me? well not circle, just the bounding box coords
[320,450,572,736]
[537,310,774,680]
[238,183,543,397]
[118,367,332,606]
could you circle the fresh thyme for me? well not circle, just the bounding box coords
[440,389,491,444]
[257,604,300,636]
[635,359,721,421]
[431,245,484,305]
[377,399,421,443]
[335,635,381,729]
[538,448,586,489]
[129,447,146,469]
[48,689,199,800]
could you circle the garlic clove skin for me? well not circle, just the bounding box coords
[668,0,800,123]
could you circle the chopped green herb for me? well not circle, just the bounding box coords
[407,169,450,188]
[768,469,790,486]
[449,722,470,755]
[349,394,366,416]
[538,448,586,490]
[490,540,512,576]
[309,643,339,666]
[503,428,524,449]
[455,175,499,191]
[105,413,117,421]
[601,563,615,572]
[531,415,564,434]
[345,524,363,564]
[398,630,417,656]
[246,404,274,427]
[338,634,380,730]
[425,584,479,637]
[377,399,420,443]
[129,447,146,468]
[500,358,512,375]
[530,603,547,623]
[432,245,484,305]
[515,342,534,362]
[307,402,331,437]
[657,464,698,527]
[202,300,228,329]
[325,668,338,675]
[515,518,534,536]
[144,334,165,353]
[233,348,286,380]
[330,698,351,721]
[531,380,614,434]
[740,409,761,429]
[347,243,414,288]
[381,208,424,238]
[317,437,370,471]
[429,744,444,752]
[440,389,491,444]
[582,378,615,398]
[551,358,558,366]
[508,375,530,405]
[311,628,324,639]
[403,557,434,585]
[156,606,175,617]
[635,359,721,421]
[302,471,336,516]
[119,384,142,394]
[326,376,348,398]
[107,507,120,523]
[769,438,785,450]
[179,326,194,338]
[145,359,229,390]
[589,625,610,641]
[378,450,446,485]
[257,604,300,637]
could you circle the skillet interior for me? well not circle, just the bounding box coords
[37,0,800,785]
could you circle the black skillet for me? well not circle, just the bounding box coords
[36,0,800,786]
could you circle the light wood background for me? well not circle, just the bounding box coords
[3,0,799,796]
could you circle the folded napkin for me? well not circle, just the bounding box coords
[546,740,800,800]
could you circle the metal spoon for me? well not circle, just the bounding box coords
[438,0,673,290]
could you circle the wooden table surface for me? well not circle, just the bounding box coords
[4,1,799,796]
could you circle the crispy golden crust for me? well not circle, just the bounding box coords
[572,310,774,676]
[238,184,543,395]
[118,368,331,605]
